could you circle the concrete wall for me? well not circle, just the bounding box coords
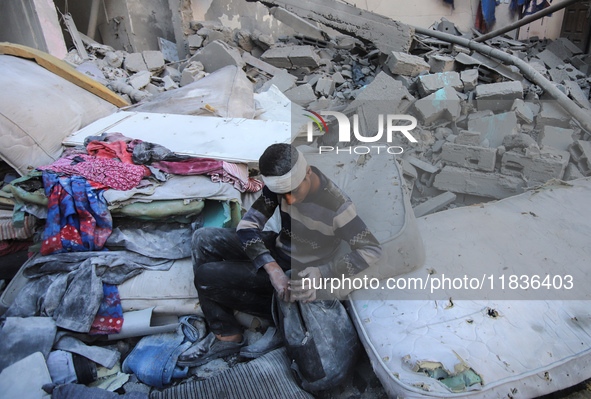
[0,0,67,58]
[190,0,297,37]
[338,0,565,40]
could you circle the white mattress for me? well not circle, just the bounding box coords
[350,178,591,398]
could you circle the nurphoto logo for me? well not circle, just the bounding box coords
[304,110,419,155]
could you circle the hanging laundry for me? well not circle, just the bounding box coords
[38,154,148,191]
[40,171,112,255]
[475,0,498,33]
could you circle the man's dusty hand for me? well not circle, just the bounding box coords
[264,261,290,301]
[290,267,322,303]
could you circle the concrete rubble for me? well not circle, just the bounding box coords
[2,0,591,397]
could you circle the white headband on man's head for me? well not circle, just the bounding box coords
[261,149,308,194]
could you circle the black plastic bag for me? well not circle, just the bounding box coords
[273,296,360,392]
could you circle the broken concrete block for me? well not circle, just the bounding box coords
[406,156,439,174]
[105,51,123,68]
[475,81,523,113]
[190,40,245,73]
[270,7,325,41]
[128,70,151,90]
[235,30,254,52]
[124,52,148,73]
[441,142,497,172]
[180,61,206,87]
[455,130,481,146]
[142,51,165,73]
[539,126,575,151]
[468,111,518,148]
[289,46,320,68]
[260,70,297,93]
[332,72,346,85]
[564,81,591,110]
[428,55,455,73]
[252,30,274,51]
[535,102,571,129]
[260,47,293,69]
[460,69,478,92]
[417,72,462,97]
[433,166,525,199]
[511,99,534,124]
[145,83,162,96]
[315,77,335,96]
[162,66,181,83]
[564,163,585,180]
[162,75,179,91]
[502,133,538,152]
[385,51,430,77]
[413,191,456,218]
[188,34,204,52]
[413,86,461,125]
[501,148,569,184]
[535,49,564,70]
[568,140,591,176]
[284,84,317,107]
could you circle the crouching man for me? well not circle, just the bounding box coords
[178,144,382,366]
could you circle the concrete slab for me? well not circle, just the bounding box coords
[536,102,571,129]
[385,51,430,77]
[188,34,204,51]
[433,166,525,199]
[142,50,165,72]
[270,7,325,41]
[564,81,591,110]
[260,47,293,69]
[260,0,413,55]
[189,40,245,73]
[417,72,463,97]
[475,81,523,113]
[288,46,320,68]
[284,84,317,107]
[124,52,148,73]
[413,191,456,218]
[260,70,297,93]
[535,49,564,70]
[467,111,518,148]
[539,126,575,151]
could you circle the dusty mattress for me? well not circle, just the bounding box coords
[349,178,591,398]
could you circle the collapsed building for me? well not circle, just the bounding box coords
[1,0,591,398]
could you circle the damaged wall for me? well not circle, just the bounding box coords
[191,0,298,37]
[0,0,67,59]
[340,0,565,40]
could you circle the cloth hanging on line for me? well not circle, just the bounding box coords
[475,0,497,33]
[40,171,112,256]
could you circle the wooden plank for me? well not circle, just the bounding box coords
[0,42,129,108]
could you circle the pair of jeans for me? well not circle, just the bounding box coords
[191,227,288,336]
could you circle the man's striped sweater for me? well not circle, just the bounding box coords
[236,166,382,277]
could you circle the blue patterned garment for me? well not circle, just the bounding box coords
[90,283,123,335]
[41,171,112,255]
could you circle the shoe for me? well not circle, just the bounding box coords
[240,327,284,359]
[177,332,245,367]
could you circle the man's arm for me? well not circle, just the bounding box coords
[320,201,382,278]
[237,187,290,300]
